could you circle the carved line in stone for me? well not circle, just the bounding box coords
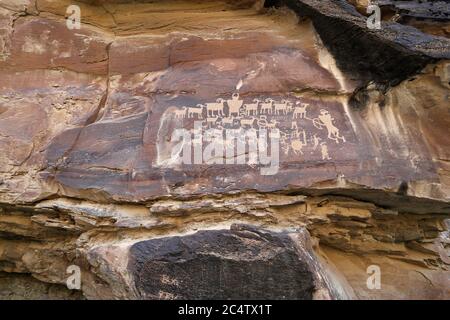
[167,93,347,161]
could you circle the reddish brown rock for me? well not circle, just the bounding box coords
[0,0,448,300]
[0,16,111,74]
[0,70,107,202]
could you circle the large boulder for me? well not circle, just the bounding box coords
[127,225,345,300]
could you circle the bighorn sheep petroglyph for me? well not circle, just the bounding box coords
[174,107,187,119]
[205,99,225,117]
[244,99,260,116]
[274,100,290,115]
[188,105,204,119]
[260,98,274,114]
[293,102,309,119]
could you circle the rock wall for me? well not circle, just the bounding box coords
[0,0,449,299]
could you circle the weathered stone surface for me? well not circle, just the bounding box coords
[0,0,448,300]
[373,0,450,22]
[0,0,443,205]
[0,272,83,300]
[128,225,341,300]
[267,0,450,86]
[0,16,111,74]
[0,70,107,203]
[347,0,450,37]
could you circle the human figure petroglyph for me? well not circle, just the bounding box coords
[321,142,331,160]
[312,134,322,150]
[174,106,187,119]
[293,102,308,119]
[278,131,290,155]
[244,99,260,116]
[205,98,225,117]
[164,93,348,164]
[167,123,280,174]
[300,129,307,143]
[280,130,289,140]
[187,105,204,119]
[227,93,243,117]
[317,109,346,143]
[260,98,274,115]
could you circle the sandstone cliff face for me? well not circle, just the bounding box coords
[0,0,449,300]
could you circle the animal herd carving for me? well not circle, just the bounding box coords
[169,93,347,160]
[173,94,316,124]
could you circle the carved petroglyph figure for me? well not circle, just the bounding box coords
[227,93,243,117]
[316,109,346,143]
[289,130,307,155]
[162,93,348,169]
[206,117,219,126]
[293,102,309,119]
[278,131,290,155]
[244,99,260,116]
[274,100,290,115]
[260,99,274,115]
[267,119,279,129]
[205,98,225,117]
[187,105,204,119]
[240,117,256,128]
[174,107,187,119]
[221,117,235,126]
[312,134,321,150]
[257,115,269,129]
[321,142,331,160]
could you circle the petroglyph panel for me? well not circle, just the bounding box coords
[42,84,440,202]
[19,5,440,203]
[156,93,354,171]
